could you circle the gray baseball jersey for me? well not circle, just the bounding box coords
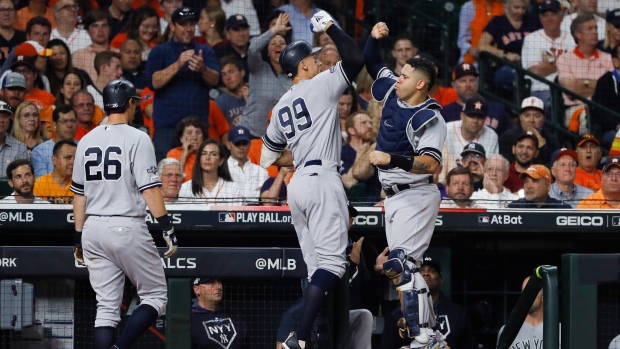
[264,62,348,167]
[71,124,167,328]
[263,62,350,279]
[71,124,162,216]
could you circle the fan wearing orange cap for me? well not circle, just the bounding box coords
[10,52,55,109]
[507,164,572,208]
[578,157,620,209]
[14,41,53,77]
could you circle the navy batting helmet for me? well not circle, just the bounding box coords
[103,80,140,112]
[279,41,322,78]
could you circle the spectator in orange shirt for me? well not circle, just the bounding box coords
[11,55,55,109]
[71,90,103,140]
[574,133,603,190]
[415,52,458,106]
[33,139,75,203]
[578,157,620,208]
[140,86,154,138]
[111,6,161,62]
[166,117,207,182]
[247,109,279,177]
[14,0,56,32]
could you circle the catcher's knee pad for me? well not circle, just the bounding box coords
[382,249,413,286]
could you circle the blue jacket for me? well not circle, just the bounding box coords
[146,39,220,128]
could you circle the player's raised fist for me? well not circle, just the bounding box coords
[310,10,333,33]
[371,22,389,40]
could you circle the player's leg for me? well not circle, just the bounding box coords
[288,177,318,278]
[284,169,348,349]
[348,309,373,349]
[112,218,168,349]
[383,187,441,348]
[82,217,126,349]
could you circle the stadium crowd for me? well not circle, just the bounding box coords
[0,0,618,211]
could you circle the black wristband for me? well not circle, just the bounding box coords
[389,155,413,172]
[75,231,82,246]
[156,214,173,231]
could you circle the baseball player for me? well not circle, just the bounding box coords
[71,80,178,349]
[260,11,364,349]
[364,22,448,349]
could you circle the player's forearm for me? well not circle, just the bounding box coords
[326,24,364,81]
[152,61,181,89]
[142,187,168,218]
[273,149,293,167]
[73,194,87,232]
[363,35,385,79]
[410,155,440,174]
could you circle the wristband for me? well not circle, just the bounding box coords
[389,155,413,172]
[156,214,173,231]
[75,231,82,246]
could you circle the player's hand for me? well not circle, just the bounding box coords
[368,150,390,166]
[178,49,194,66]
[74,232,85,266]
[374,247,389,272]
[350,237,364,265]
[163,228,178,258]
[188,50,205,73]
[310,10,333,33]
[271,13,291,35]
[371,22,389,40]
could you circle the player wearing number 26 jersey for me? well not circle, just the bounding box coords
[261,11,364,349]
[71,80,177,349]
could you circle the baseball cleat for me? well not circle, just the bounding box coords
[282,331,306,349]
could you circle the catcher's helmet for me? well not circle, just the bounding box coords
[279,41,322,78]
[103,79,140,111]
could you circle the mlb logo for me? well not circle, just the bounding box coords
[219,212,236,222]
[478,215,490,225]
[612,216,620,227]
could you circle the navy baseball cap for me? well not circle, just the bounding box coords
[452,62,479,80]
[1,72,26,89]
[516,131,539,148]
[607,9,620,28]
[193,277,214,285]
[603,157,620,172]
[421,256,442,277]
[228,125,251,144]
[226,14,249,29]
[462,97,487,117]
[172,7,197,24]
[538,0,562,13]
[10,55,36,71]
[461,142,486,158]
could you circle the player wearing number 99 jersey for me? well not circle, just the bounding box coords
[71,80,177,349]
[260,11,364,349]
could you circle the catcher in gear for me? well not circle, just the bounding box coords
[71,79,178,349]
